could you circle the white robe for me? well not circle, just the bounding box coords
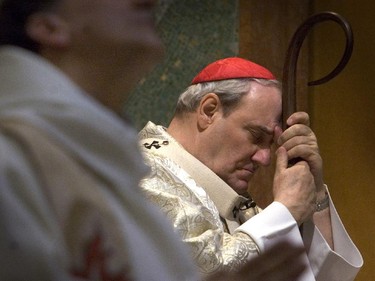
[139,121,363,280]
[0,46,198,281]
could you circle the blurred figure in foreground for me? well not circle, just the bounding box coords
[0,0,195,280]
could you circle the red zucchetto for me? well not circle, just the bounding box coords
[191,57,276,84]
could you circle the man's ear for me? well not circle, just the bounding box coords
[25,12,70,49]
[197,93,221,130]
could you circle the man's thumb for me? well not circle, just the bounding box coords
[275,146,288,174]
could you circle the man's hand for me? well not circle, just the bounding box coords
[273,146,316,225]
[276,112,325,196]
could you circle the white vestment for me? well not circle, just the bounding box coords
[139,121,363,281]
[0,46,198,281]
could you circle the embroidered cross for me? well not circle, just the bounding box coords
[71,232,129,281]
[143,140,169,149]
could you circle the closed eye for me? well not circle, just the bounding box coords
[248,129,263,143]
[248,127,274,147]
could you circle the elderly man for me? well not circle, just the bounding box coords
[139,57,363,280]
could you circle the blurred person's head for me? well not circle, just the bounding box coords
[0,0,164,112]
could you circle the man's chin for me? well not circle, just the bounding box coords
[133,41,164,70]
[124,42,164,87]
[231,181,250,196]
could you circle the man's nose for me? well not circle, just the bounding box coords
[251,148,271,166]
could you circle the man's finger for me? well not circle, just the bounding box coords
[275,146,288,174]
[287,111,310,127]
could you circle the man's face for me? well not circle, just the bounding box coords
[201,82,281,195]
[57,0,163,57]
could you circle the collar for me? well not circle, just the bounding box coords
[140,121,258,222]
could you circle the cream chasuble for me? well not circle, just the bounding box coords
[139,121,363,280]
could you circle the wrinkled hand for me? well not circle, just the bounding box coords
[205,240,307,281]
[273,146,316,225]
[276,112,325,193]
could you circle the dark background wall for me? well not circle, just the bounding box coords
[310,1,375,280]
[125,0,239,130]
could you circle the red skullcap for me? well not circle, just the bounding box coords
[191,57,276,84]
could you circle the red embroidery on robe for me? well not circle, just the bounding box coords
[71,232,130,281]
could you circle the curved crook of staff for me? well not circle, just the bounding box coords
[281,11,354,130]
